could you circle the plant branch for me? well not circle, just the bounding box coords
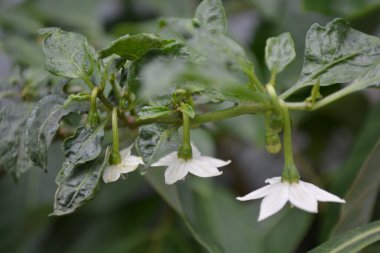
[134,103,268,126]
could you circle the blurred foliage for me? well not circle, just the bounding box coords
[0,0,380,253]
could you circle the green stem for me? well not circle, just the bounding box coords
[86,87,100,128]
[182,113,191,147]
[279,84,302,100]
[285,84,360,111]
[280,101,300,183]
[135,103,268,126]
[83,76,114,111]
[269,70,277,87]
[312,84,359,110]
[110,107,121,165]
[110,74,121,101]
[177,111,192,160]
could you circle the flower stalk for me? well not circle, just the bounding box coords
[280,101,300,183]
[177,110,192,160]
[110,107,121,165]
[86,87,100,128]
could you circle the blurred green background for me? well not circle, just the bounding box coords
[1,0,380,252]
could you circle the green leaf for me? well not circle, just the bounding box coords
[98,33,173,59]
[145,170,312,253]
[127,43,188,93]
[351,61,380,89]
[194,0,227,33]
[52,148,110,216]
[137,106,175,120]
[294,19,380,88]
[265,32,295,73]
[39,27,95,78]
[309,220,380,253]
[321,105,380,239]
[25,95,89,171]
[139,127,311,253]
[331,139,380,236]
[136,124,178,167]
[0,99,35,178]
[179,103,195,118]
[63,122,106,165]
[303,0,380,18]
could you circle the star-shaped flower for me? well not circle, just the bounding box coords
[103,145,144,183]
[151,144,231,184]
[237,177,345,221]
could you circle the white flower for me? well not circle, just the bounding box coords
[103,145,144,183]
[237,177,345,221]
[151,144,231,184]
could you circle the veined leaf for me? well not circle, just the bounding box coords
[332,139,380,235]
[352,61,380,89]
[138,106,175,120]
[63,121,106,165]
[127,43,188,93]
[194,0,227,33]
[179,103,195,118]
[52,148,110,216]
[303,0,380,18]
[0,99,35,177]
[295,19,380,88]
[145,170,312,253]
[39,27,95,78]
[136,124,178,167]
[98,33,173,59]
[309,220,380,253]
[321,105,380,240]
[25,95,89,171]
[265,32,296,73]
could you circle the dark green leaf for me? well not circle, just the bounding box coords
[0,99,35,177]
[179,103,195,118]
[144,170,312,253]
[309,220,380,253]
[352,61,380,89]
[194,0,227,33]
[303,0,380,18]
[136,124,178,167]
[331,139,380,236]
[63,122,106,165]
[127,43,188,93]
[98,33,173,59]
[321,105,380,239]
[39,27,95,78]
[137,106,175,120]
[52,148,110,216]
[25,95,89,171]
[295,19,380,88]
[2,35,44,67]
[265,32,295,73]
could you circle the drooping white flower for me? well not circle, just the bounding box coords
[237,177,345,221]
[151,144,231,184]
[103,145,144,183]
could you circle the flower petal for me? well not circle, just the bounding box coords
[187,159,223,177]
[103,166,121,183]
[288,183,318,213]
[164,161,188,184]
[265,177,282,184]
[236,183,277,201]
[191,143,201,158]
[151,151,178,167]
[303,182,345,203]
[197,156,231,167]
[119,145,133,157]
[123,155,145,166]
[258,183,289,221]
